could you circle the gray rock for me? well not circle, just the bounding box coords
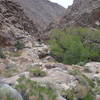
[0,83,23,100]
[96,95,100,100]
[85,62,100,73]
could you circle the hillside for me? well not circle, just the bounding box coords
[59,0,100,28]
[12,0,65,29]
[0,0,40,45]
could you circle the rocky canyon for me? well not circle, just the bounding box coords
[0,0,100,100]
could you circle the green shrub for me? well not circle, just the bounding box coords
[29,68,47,77]
[0,48,6,59]
[83,92,94,100]
[49,28,100,64]
[49,29,90,64]
[64,27,100,62]
[77,61,86,66]
[15,41,25,50]
[16,77,57,100]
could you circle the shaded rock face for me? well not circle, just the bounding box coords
[12,0,65,30]
[0,83,23,100]
[0,0,39,45]
[59,0,100,28]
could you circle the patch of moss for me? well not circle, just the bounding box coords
[49,28,100,64]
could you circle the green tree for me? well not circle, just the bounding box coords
[49,28,100,64]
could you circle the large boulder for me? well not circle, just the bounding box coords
[0,83,23,100]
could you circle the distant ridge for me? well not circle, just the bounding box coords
[12,0,65,29]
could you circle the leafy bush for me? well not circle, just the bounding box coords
[29,68,47,77]
[77,61,86,66]
[0,48,6,59]
[15,41,25,50]
[83,92,94,100]
[16,77,57,100]
[49,28,100,64]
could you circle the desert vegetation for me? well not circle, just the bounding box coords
[49,27,100,64]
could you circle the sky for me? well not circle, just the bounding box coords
[49,0,74,8]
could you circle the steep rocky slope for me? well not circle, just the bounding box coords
[12,0,65,29]
[59,0,100,28]
[0,0,65,42]
[0,0,40,45]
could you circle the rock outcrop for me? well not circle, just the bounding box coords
[59,0,100,28]
[0,0,39,45]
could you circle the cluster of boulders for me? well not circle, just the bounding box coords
[0,32,100,100]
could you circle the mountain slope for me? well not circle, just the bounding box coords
[12,0,65,29]
[0,0,39,45]
[59,0,100,28]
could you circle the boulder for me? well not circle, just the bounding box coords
[85,62,100,73]
[96,95,100,100]
[0,83,23,100]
